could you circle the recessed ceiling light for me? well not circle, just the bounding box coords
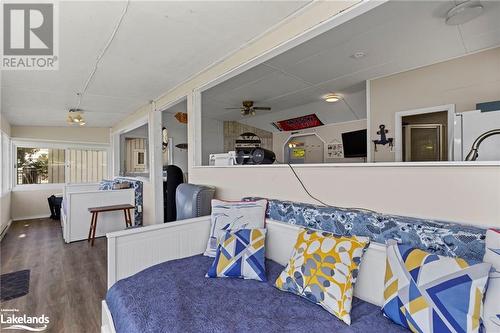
[324,94,342,103]
[350,51,366,59]
[445,0,483,25]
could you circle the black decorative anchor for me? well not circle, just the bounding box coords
[372,124,393,152]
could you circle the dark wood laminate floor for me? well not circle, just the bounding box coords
[1,218,106,333]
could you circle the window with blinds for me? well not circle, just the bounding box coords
[14,146,108,186]
[16,147,66,185]
[67,149,108,183]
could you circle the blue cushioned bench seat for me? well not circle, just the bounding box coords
[106,255,407,333]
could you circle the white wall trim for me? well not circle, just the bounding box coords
[188,90,202,169]
[156,95,187,114]
[191,160,500,169]
[12,183,64,192]
[366,79,372,162]
[394,104,455,162]
[149,105,163,224]
[110,115,149,136]
[12,138,109,149]
[13,214,50,221]
[111,132,120,178]
[0,219,13,241]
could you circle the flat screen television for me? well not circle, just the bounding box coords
[341,129,367,158]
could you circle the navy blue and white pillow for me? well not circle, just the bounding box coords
[483,229,500,332]
[204,199,267,257]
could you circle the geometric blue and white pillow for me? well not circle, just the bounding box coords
[204,199,267,257]
[206,228,267,282]
[383,243,491,333]
[483,229,500,333]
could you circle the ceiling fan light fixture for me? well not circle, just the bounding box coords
[324,93,342,103]
[445,0,483,25]
[67,109,86,126]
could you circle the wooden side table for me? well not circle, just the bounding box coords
[87,204,135,246]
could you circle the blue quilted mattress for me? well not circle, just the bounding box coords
[106,255,407,333]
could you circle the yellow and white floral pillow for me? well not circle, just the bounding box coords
[275,229,370,325]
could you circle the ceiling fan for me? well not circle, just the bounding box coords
[225,100,271,116]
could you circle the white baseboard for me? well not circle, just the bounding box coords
[13,214,51,221]
[0,219,13,241]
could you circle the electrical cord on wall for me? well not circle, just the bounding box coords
[287,163,330,207]
[287,163,378,214]
[74,0,131,110]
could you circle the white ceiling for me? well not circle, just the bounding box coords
[202,0,500,132]
[1,1,310,127]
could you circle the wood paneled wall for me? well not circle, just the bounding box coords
[223,121,273,152]
[67,149,108,183]
[48,149,65,183]
[125,138,147,172]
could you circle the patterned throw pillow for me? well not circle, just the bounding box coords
[274,229,370,325]
[112,181,131,190]
[204,199,267,257]
[383,243,491,333]
[206,228,267,282]
[98,179,114,190]
[483,229,500,332]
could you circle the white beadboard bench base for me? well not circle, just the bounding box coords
[102,217,387,332]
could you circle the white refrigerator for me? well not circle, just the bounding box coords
[454,110,500,161]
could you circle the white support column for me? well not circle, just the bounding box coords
[366,79,372,163]
[111,132,121,177]
[187,90,202,171]
[149,103,163,224]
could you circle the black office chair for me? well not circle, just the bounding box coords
[163,165,184,222]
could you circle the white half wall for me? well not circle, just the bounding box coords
[190,164,500,228]
[11,187,62,220]
[1,192,12,234]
